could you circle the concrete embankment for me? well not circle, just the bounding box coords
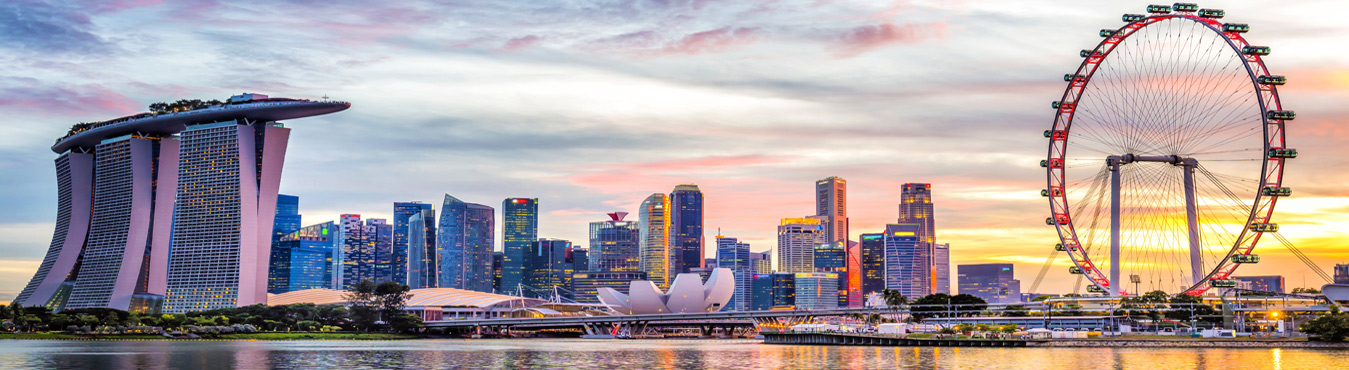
[764,333,1349,349]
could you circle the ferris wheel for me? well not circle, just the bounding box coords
[1043,3,1292,296]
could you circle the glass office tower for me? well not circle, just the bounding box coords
[669,185,704,274]
[501,198,538,295]
[438,194,495,292]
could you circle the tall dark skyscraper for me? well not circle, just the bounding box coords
[669,185,704,274]
[859,233,886,300]
[274,194,302,244]
[438,194,495,292]
[898,183,936,294]
[525,238,576,299]
[957,263,1021,304]
[501,198,538,293]
[588,212,640,273]
[814,242,847,307]
[368,219,394,284]
[16,93,348,313]
[394,202,436,287]
[338,214,374,290]
[716,236,752,311]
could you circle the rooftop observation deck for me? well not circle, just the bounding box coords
[52,96,351,153]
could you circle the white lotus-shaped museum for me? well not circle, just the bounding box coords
[597,268,734,315]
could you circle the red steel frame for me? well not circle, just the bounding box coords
[1045,11,1287,296]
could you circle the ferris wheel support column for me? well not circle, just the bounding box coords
[1108,156,1123,296]
[1181,158,1202,286]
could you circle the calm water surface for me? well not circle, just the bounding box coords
[1,339,1345,369]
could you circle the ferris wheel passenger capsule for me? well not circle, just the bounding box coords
[1087,285,1107,293]
[1172,3,1199,12]
[1210,279,1238,288]
[1122,14,1146,22]
[1198,9,1225,18]
[1258,75,1286,85]
[1080,49,1101,58]
[1267,148,1298,158]
[1248,223,1279,233]
[1223,23,1250,33]
[1100,29,1117,37]
[1232,254,1261,264]
[1265,110,1295,120]
[1069,267,1084,274]
[1146,5,1173,14]
[1242,46,1271,56]
[1055,243,1067,251]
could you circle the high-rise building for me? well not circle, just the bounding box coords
[394,202,436,287]
[407,211,431,289]
[64,135,176,311]
[571,248,589,273]
[859,233,886,299]
[777,216,825,273]
[883,223,928,298]
[438,195,494,292]
[638,193,672,289]
[502,198,538,294]
[525,239,576,299]
[846,240,862,307]
[814,242,847,307]
[751,274,775,311]
[934,243,951,294]
[898,183,937,293]
[338,214,375,289]
[1235,276,1286,293]
[715,236,752,311]
[669,185,704,274]
[589,212,640,273]
[957,263,1021,304]
[273,194,302,246]
[1336,264,1349,285]
[751,251,772,275]
[492,252,504,293]
[268,221,335,294]
[794,273,839,310]
[368,219,394,283]
[815,176,848,247]
[18,94,347,313]
[752,273,798,311]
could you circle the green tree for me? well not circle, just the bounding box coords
[296,320,321,332]
[160,314,186,329]
[1301,306,1349,341]
[344,279,380,331]
[48,314,71,331]
[388,313,423,333]
[1292,287,1322,294]
[374,281,414,324]
[1168,293,1218,324]
[1002,305,1029,317]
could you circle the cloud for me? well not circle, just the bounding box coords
[0,77,140,117]
[658,27,761,55]
[828,21,947,57]
[0,1,117,55]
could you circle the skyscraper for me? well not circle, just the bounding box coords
[268,221,335,294]
[1234,276,1285,293]
[19,93,347,313]
[394,202,436,287]
[859,233,886,300]
[846,240,862,307]
[884,223,927,298]
[407,211,430,289]
[957,263,1021,304]
[589,212,640,273]
[502,198,538,294]
[669,185,704,274]
[777,216,825,273]
[492,252,504,293]
[814,242,847,307]
[639,193,672,289]
[438,195,495,292]
[715,235,752,311]
[794,273,839,310]
[815,176,848,247]
[273,195,302,246]
[338,214,374,289]
[525,238,576,299]
[751,251,772,275]
[934,242,951,294]
[368,219,394,283]
[898,183,937,293]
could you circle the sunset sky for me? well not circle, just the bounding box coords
[1,0,1347,301]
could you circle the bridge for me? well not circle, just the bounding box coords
[423,307,899,337]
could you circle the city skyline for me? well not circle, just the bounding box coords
[4,1,1349,303]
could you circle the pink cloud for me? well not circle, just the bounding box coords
[832,21,946,58]
[597,154,795,172]
[503,35,543,52]
[0,79,140,117]
[658,27,761,55]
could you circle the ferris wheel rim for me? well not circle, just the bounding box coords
[1044,10,1288,296]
